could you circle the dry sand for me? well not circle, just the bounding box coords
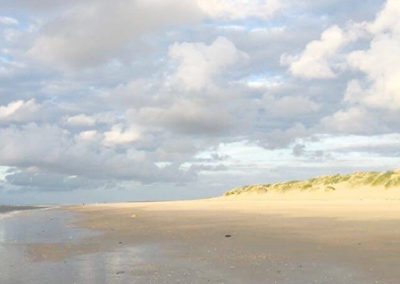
[26,197,400,283]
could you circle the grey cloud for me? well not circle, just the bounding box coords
[28,0,203,68]
[0,123,196,186]
[138,100,233,136]
[0,0,86,13]
[262,94,321,118]
[5,170,105,192]
[255,123,309,149]
[292,143,306,156]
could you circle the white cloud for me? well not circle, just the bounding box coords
[281,25,347,79]
[368,0,400,35]
[284,0,400,111]
[168,37,248,90]
[0,16,18,26]
[76,130,98,142]
[245,76,283,89]
[197,0,282,20]
[0,99,40,122]
[103,124,141,146]
[345,0,400,110]
[66,114,96,127]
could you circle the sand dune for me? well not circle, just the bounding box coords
[224,168,400,200]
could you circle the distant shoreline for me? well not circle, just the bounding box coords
[0,205,43,214]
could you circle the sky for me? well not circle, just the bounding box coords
[1,0,400,204]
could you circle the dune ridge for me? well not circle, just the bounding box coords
[224,168,400,200]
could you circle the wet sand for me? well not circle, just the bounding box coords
[0,209,101,284]
[3,199,400,283]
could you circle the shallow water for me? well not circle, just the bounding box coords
[0,210,167,284]
[0,209,115,284]
[0,209,95,243]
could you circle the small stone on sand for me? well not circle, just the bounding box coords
[116,271,125,275]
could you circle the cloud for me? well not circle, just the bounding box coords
[27,0,203,68]
[284,0,400,111]
[196,0,282,20]
[168,37,248,90]
[75,130,99,142]
[65,114,96,127]
[368,0,400,34]
[0,99,40,122]
[281,25,347,79]
[256,122,309,149]
[0,16,19,26]
[138,99,233,135]
[0,0,84,13]
[345,0,400,110]
[278,0,400,146]
[5,170,101,192]
[103,124,141,146]
[319,107,381,134]
[0,123,193,186]
[263,95,321,117]
[1,0,399,201]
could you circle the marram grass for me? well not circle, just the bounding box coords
[224,169,400,196]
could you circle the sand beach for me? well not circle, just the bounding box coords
[3,171,400,283]
[6,197,399,284]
